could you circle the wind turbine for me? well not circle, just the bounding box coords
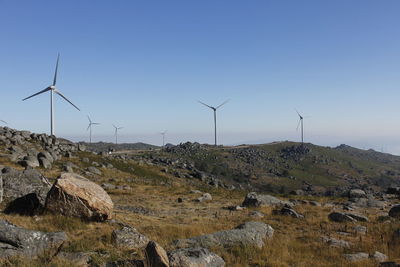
[198,99,229,146]
[295,109,305,144]
[87,115,100,143]
[160,130,167,147]
[113,124,123,145]
[22,54,80,136]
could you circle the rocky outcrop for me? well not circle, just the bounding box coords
[172,221,274,249]
[145,241,169,267]
[45,173,113,221]
[0,220,67,258]
[389,205,400,219]
[328,212,368,222]
[242,192,289,207]
[0,167,51,215]
[111,225,150,250]
[168,247,225,267]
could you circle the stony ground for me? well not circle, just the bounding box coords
[0,127,399,266]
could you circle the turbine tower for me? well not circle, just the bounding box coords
[198,99,229,146]
[160,130,167,147]
[22,54,80,136]
[296,109,304,144]
[113,124,123,145]
[87,115,100,144]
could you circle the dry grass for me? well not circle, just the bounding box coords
[0,151,399,266]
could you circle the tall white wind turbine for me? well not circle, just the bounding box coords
[198,100,229,146]
[87,115,100,143]
[113,124,123,145]
[22,54,80,136]
[160,130,167,147]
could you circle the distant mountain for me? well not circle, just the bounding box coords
[79,141,159,153]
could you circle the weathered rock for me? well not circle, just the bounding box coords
[321,236,350,248]
[197,193,212,202]
[38,151,54,163]
[380,262,400,267]
[106,260,144,267]
[168,247,225,267]
[346,213,369,222]
[57,252,92,266]
[349,189,366,198]
[111,226,150,249]
[145,241,169,267]
[242,192,289,207]
[45,173,113,221]
[172,221,274,249]
[20,155,40,168]
[371,251,388,262]
[0,219,67,258]
[39,157,52,169]
[275,205,304,219]
[0,167,51,215]
[343,252,369,262]
[353,225,367,235]
[249,211,264,218]
[87,166,102,175]
[328,212,356,222]
[389,205,400,219]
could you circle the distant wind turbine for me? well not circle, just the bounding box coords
[22,54,80,136]
[160,130,167,147]
[198,99,229,146]
[113,124,123,145]
[87,115,100,143]
[295,109,307,144]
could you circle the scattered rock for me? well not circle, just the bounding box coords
[45,173,113,221]
[168,247,225,267]
[172,221,274,249]
[242,192,289,207]
[371,251,388,262]
[87,166,102,175]
[249,211,264,218]
[389,204,400,219]
[111,226,150,250]
[321,236,350,248]
[343,252,369,262]
[0,219,67,258]
[145,241,169,267]
[57,252,92,266]
[275,205,304,218]
[197,193,212,202]
[328,212,356,222]
[349,189,366,198]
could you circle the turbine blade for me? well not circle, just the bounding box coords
[118,127,123,130]
[216,99,230,109]
[112,124,117,129]
[295,109,301,117]
[0,120,7,124]
[87,124,91,131]
[53,53,60,86]
[198,100,213,109]
[54,90,80,111]
[296,119,301,131]
[92,122,100,125]
[22,87,51,101]
[87,115,92,123]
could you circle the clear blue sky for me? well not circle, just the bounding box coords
[1,1,400,153]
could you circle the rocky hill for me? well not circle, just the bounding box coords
[79,141,159,153]
[0,126,399,266]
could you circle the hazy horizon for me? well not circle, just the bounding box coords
[2,1,400,155]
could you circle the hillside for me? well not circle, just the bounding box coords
[79,141,159,153]
[0,126,399,266]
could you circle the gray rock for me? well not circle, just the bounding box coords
[343,252,369,262]
[20,155,40,168]
[57,251,92,266]
[172,221,274,249]
[389,204,400,219]
[168,247,225,267]
[0,167,52,215]
[249,211,264,218]
[145,241,169,267]
[0,219,67,258]
[102,183,117,190]
[197,193,212,202]
[346,213,369,222]
[242,192,289,207]
[349,189,366,198]
[39,157,52,169]
[371,251,388,262]
[328,212,356,222]
[111,226,150,249]
[38,151,54,163]
[353,225,367,235]
[275,206,304,219]
[106,260,144,267]
[321,236,350,248]
[87,166,102,175]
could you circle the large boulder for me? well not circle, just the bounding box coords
[389,205,400,219]
[0,219,67,258]
[242,192,289,207]
[145,241,169,267]
[45,173,113,221]
[172,221,274,249]
[348,189,367,198]
[0,167,52,215]
[328,212,368,222]
[111,225,150,250]
[168,247,225,267]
